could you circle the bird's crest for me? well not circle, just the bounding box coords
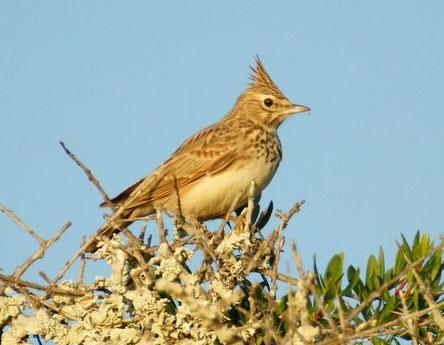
[248,56,285,98]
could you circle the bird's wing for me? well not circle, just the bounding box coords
[108,123,243,211]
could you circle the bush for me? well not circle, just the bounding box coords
[1,145,442,344]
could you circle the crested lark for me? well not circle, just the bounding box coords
[90,57,309,250]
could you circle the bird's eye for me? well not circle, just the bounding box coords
[263,98,274,107]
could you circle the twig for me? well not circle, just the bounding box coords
[335,296,347,344]
[291,241,305,278]
[319,300,444,345]
[172,175,183,218]
[270,232,284,298]
[13,222,71,279]
[401,249,444,330]
[214,190,243,239]
[244,181,256,231]
[0,202,44,245]
[244,200,304,276]
[275,199,305,230]
[308,283,341,337]
[399,290,418,345]
[263,270,299,287]
[59,141,114,209]
[16,284,77,320]
[346,240,444,322]
[139,223,147,242]
[244,231,278,276]
[122,228,148,268]
[45,224,118,291]
[190,221,217,262]
[156,209,166,243]
[38,271,52,285]
[0,273,85,296]
[76,236,87,285]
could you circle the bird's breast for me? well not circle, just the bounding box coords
[166,155,279,220]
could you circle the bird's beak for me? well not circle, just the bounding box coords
[291,103,311,114]
[279,103,311,117]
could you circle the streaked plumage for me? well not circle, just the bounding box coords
[90,57,309,250]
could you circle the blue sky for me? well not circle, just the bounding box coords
[1,1,443,287]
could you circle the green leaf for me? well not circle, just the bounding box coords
[324,253,344,283]
[372,337,391,345]
[422,248,442,288]
[253,285,268,306]
[401,234,414,260]
[366,255,378,290]
[384,267,394,281]
[276,295,288,314]
[394,247,406,276]
[313,255,324,291]
[377,247,385,277]
[254,201,273,231]
[158,291,177,314]
[353,280,369,302]
[390,337,402,345]
[378,294,397,324]
[323,253,344,300]
[214,337,223,345]
[419,233,431,258]
[412,231,420,249]
[343,265,361,296]
[430,250,443,284]
[413,288,419,311]
[411,231,430,261]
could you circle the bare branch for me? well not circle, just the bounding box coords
[291,241,306,278]
[402,249,444,330]
[13,222,71,279]
[0,273,85,296]
[0,202,44,245]
[155,209,166,243]
[59,141,114,209]
[76,236,86,285]
[270,231,284,298]
[244,200,304,276]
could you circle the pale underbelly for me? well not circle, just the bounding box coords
[162,158,279,220]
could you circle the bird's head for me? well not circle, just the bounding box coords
[228,57,310,129]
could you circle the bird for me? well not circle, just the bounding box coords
[89,57,309,251]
